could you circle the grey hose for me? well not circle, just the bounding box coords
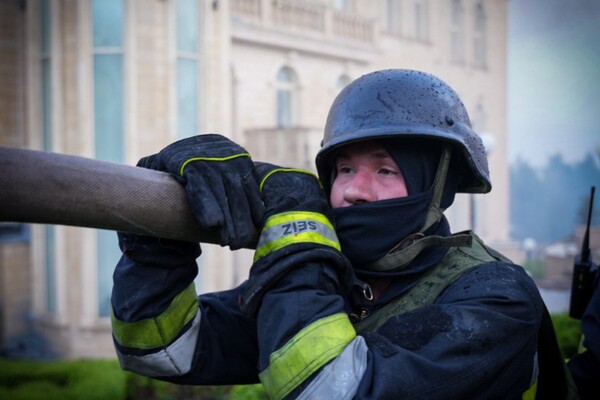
[0,146,256,246]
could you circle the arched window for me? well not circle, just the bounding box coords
[334,0,352,12]
[450,0,465,64]
[473,1,487,68]
[276,66,298,128]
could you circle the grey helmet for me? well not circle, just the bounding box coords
[315,69,491,195]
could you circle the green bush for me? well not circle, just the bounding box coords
[551,312,583,359]
[0,358,126,400]
[125,372,231,400]
[0,358,265,400]
[523,259,545,278]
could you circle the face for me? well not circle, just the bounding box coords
[330,142,409,208]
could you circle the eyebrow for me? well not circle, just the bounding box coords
[336,149,393,162]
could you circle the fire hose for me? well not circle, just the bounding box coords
[0,146,255,246]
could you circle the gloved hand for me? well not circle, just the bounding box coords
[251,162,336,259]
[255,162,331,215]
[117,232,201,269]
[138,134,265,250]
[240,163,351,316]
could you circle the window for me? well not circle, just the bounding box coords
[473,1,487,68]
[40,0,56,314]
[450,0,465,64]
[385,0,402,35]
[276,66,298,128]
[333,0,352,11]
[471,98,486,132]
[41,0,52,151]
[0,223,29,243]
[92,0,125,317]
[176,0,200,139]
[412,0,429,41]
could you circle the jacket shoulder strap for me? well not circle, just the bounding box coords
[354,232,501,334]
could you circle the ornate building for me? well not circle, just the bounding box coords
[0,0,511,358]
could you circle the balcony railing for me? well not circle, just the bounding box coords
[272,0,325,33]
[332,9,374,42]
[231,0,261,19]
[231,0,376,44]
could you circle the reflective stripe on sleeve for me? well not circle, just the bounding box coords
[522,352,538,400]
[297,336,368,400]
[522,379,537,400]
[115,312,201,377]
[111,283,199,350]
[254,211,340,262]
[259,313,356,400]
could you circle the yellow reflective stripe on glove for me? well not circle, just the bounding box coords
[111,283,199,350]
[259,313,356,400]
[253,211,341,262]
[179,153,251,176]
[258,167,323,190]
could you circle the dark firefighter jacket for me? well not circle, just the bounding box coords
[111,231,559,399]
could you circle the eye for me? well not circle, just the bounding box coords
[336,164,354,175]
[378,167,398,176]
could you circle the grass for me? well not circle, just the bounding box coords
[0,358,267,400]
[0,358,126,400]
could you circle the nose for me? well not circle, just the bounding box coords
[344,170,376,204]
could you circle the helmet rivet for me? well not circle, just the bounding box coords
[445,116,455,126]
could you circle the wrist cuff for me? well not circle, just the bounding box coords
[254,211,340,262]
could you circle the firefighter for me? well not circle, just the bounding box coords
[111,69,575,399]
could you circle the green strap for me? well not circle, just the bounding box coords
[111,283,199,350]
[421,145,451,231]
[355,232,503,334]
[366,232,473,272]
[259,313,356,400]
[254,211,340,262]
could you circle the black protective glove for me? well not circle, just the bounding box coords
[239,163,352,316]
[254,162,331,217]
[138,134,265,250]
[117,233,201,269]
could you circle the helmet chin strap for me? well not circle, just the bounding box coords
[422,144,452,232]
[365,145,472,272]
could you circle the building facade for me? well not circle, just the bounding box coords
[0,0,511,359]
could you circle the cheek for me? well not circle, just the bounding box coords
[329,181,345,208]
[377,180,409,201]
[391,185,409,198]
[392,174,409,198]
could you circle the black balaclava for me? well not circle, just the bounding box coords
[331,139,459,275]
[386,138,458,210]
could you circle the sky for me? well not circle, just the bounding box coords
[508,0,600,168]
